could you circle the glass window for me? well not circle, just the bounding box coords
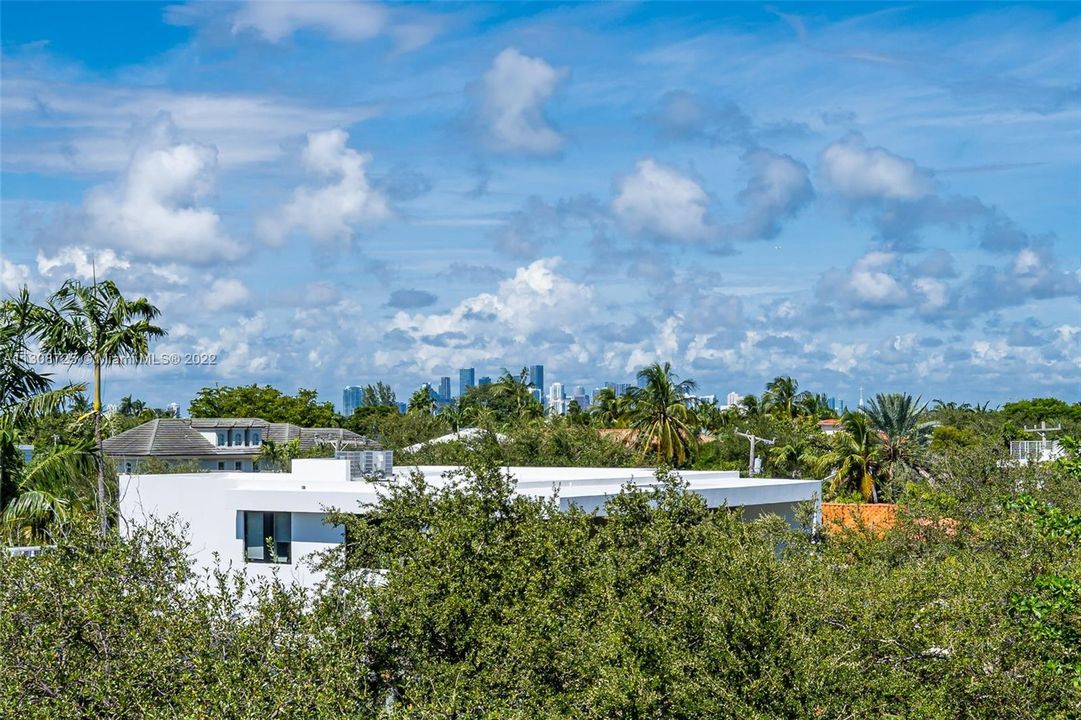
[243,511,291,564]
[217,433,225,446]
[253,462,260,472]
[234,432,243,446]
[235,461,242,471]
[251,431,261,446]
[217,461,225,471]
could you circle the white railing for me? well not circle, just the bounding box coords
[1009,440,1062,462]
[5,545,54,558]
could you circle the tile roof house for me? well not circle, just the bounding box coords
[103,418,376,473]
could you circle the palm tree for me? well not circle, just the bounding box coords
[408,385,438,414]
[589,387,622,428]
[736,394,763,419]
[491,367,540,419]
[863,392,936,484]
[36,279,166,535]
[439,402,465,432]
[769,435,821,479]
[257,439,301,473]
[628,362,699,466]
[763,376,800,418]
[1,289,94,541]
[3,440,96,544]
[814,412,883,503]
[797,392,836,419]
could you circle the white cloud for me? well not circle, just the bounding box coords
[1,259,33,294]
[36,246,130,279]
[612,159,712,241]
[913,276,949,312]
[847,251,908,307]
[231,1,388,43]
[204,278,252,312]
[382,258,593,372]
[827,341,867,374]
[624,315,682,373]
[259,129,391,246]
[479,48,566,155]
[81,117,245,264]
[819,135,933,201]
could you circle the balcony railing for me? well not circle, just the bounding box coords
[1009,440,1062,461]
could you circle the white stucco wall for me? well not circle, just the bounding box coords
[119,461,820,592]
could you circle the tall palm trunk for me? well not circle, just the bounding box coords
[93,360,106,536]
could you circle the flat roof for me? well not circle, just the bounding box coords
[124,461,821,516]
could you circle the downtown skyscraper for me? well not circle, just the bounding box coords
[459,368,475,397]
[342,385,363,417]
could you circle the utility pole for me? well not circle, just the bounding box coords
[1023,420,1062,441]
[735,429,774,477]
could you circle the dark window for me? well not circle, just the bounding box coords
[235,461,243,471]
[251,431,261,446]
[253,462,260,472]
[234,431,243,446]
[218,461,225,471]
[217,433,225,446]
[243,511,291,564]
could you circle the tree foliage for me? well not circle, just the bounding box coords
[2,450,1078,718]
[188,384,336,427]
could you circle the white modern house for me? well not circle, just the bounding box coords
[118,456,821,591]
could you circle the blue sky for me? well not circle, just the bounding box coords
[2,1,1079,410]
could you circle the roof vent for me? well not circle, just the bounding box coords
[335,450,394,480]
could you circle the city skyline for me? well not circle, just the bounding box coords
[2,2,1078,408]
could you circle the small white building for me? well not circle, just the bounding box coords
[119,459,821,590]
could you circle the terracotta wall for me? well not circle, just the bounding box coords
[820,502,898,535]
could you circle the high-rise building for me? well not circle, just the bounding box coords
[548,382,565,414]
[458,368,475,397]
[478,376,492,386]
[528,364,544,393]
[571,386,589,410]
[342,385,363,417]
[439,376,451,402]
[549,382,564,403]
[726,391,743,408]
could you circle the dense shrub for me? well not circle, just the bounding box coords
[1,451,1078,718]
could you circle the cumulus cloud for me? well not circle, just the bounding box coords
[729,149,814,240]
[847,251,909,307]
[80,116,244,264]
[259,129,391,247]
[381,258,592,373]
[819,134,933,202]
[36,246,130,279]
[477,48,566,155]
[204,278,252,312]
[2,259,33,294]
[612,159,713,242]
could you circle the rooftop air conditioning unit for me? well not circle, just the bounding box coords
[335,450,393,480]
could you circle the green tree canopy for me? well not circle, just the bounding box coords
[188,384,336,427]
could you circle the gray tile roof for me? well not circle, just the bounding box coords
[102,418,375,457]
